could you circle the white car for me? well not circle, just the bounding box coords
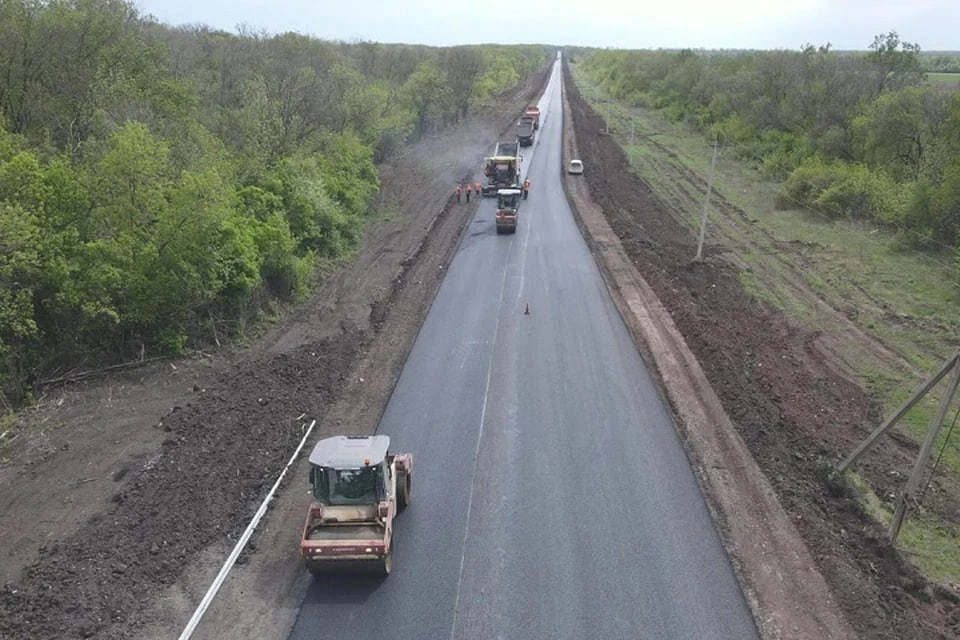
[567,159,584,175]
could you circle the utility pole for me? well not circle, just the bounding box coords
[837,351,959,474]
[835,349,960,542]
[694,137,719,262]
[888,359,960,540]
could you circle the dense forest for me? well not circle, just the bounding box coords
[0,0,551,403]
[578,33,960,257]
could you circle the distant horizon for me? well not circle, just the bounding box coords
[133,0,960,53]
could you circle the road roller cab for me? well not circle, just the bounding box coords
[300,435,412,576]
[495,188,522,234]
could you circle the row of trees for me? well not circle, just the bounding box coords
[0,0,550,402]
[921,53,960,74]
[578,33,960,254]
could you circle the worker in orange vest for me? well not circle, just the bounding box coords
[474,181,482,198]
[523,178,530,200]
[465,182,472,202]
[455,183,462,203]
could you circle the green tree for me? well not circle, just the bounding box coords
[0,1,553,399]
[0,202,41,397]
[316,131,379,220]
[230,74,281,174]
[89,122,169,236]
[268,156,350,256]
[441,46,484,120]
[853,86,951,182]
[927,97,960,247]
[867,31,923,97]
[148,169,260,334]
[473,51,520,101]
[237,184,309,298]
[403,59,452,137]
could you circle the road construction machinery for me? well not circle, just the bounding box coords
[482,141,522,197]
[495,140,519,158]
[495,188,522,234]
[300,435,412,576]
[516,116,536,146]
[524,105,540,129]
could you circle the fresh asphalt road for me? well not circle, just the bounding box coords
[289,58,759,640]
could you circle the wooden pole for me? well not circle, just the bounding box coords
[889,358,960,540]
[695,138,719,262]
[837,350,960,474]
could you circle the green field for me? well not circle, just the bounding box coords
[927,72,960,86]
[571,61,960,584]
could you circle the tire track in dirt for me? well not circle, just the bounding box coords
[636,134,918,386]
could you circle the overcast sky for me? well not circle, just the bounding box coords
[133,0,959,52]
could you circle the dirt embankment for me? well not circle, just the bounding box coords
[561,58,958,639]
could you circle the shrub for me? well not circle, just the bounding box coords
[780,159,900,221]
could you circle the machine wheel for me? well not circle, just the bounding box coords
[377,545,393,576]
[398,470,412,509]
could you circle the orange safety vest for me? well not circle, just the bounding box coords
[524,179,530,189]
[455,184,461,195]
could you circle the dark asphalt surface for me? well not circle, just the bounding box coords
[289,58,759,640]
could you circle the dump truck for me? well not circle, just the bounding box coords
[300,435,412,576]
[516,116,536,147]
[524,105,540,130]
[495,188,522,234]
[495,140,519,158]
